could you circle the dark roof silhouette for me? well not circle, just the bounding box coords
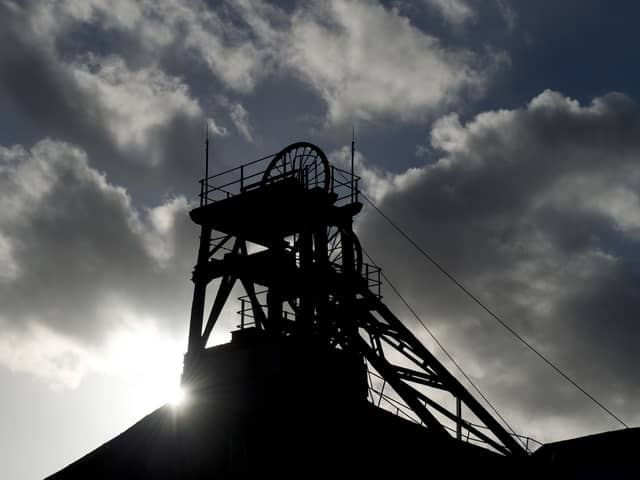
[47,330,513,479]
[532,427,640,478]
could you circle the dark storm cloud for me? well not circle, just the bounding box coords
[0,1,230,200]
[353,90,640,436]
[0,140,197,378]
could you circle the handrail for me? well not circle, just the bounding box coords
[203,152,278,183]
[366,369,542,453]
[197,151,361,207]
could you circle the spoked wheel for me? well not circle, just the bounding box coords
[283,226,362,321]
[327,226,363,275]
[261,142,331,191]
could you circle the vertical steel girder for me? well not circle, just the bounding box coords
[188,226,212,352]
[189,236,270,350]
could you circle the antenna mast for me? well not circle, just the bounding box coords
[351,126,355,176]
[205,124,210,183]
[351,126,355,202]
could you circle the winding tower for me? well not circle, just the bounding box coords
[47,141,640,480]
[181,141,526,473]
[48,142,536,479]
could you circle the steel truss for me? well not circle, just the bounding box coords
[185,142,527,457]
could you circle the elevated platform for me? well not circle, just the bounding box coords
[190,178,361,248]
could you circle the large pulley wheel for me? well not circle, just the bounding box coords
[327,227,363,275]
[261,142,331,191]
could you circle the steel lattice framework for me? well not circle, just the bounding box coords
[184,142,527,457]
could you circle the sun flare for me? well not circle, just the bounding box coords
[169,386,187,407]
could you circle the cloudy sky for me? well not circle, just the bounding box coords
[2,0,640,477]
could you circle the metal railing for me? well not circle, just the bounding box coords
[331,164,360,204]
[236,260,381,330]
[199,153,277,205]
[365,369,542,454]
[363,263,382,299]
[237,290,297,330]
[198,154,360,207]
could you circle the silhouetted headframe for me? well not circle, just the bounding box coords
[186,141,526,455]
[47,142,639,479]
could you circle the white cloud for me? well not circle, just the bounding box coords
[229,102,254,143]
[0,233,19,281]
[216,96,254,142]
[19,0,501,127]
[154,0,271,92]
[207,118,228,138]
[0,322,90,389]
[29,0,271,93]
[70,55,202,161]
[329,145,423,203]
[0,7,231,180]
[424,0,475,25]
[143,196,190,265]
[284,0,498,124]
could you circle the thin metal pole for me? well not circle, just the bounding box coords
[456,397,462,440]
[377,380,386,407]
[351,126,355,202]
[205,124,209,205]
